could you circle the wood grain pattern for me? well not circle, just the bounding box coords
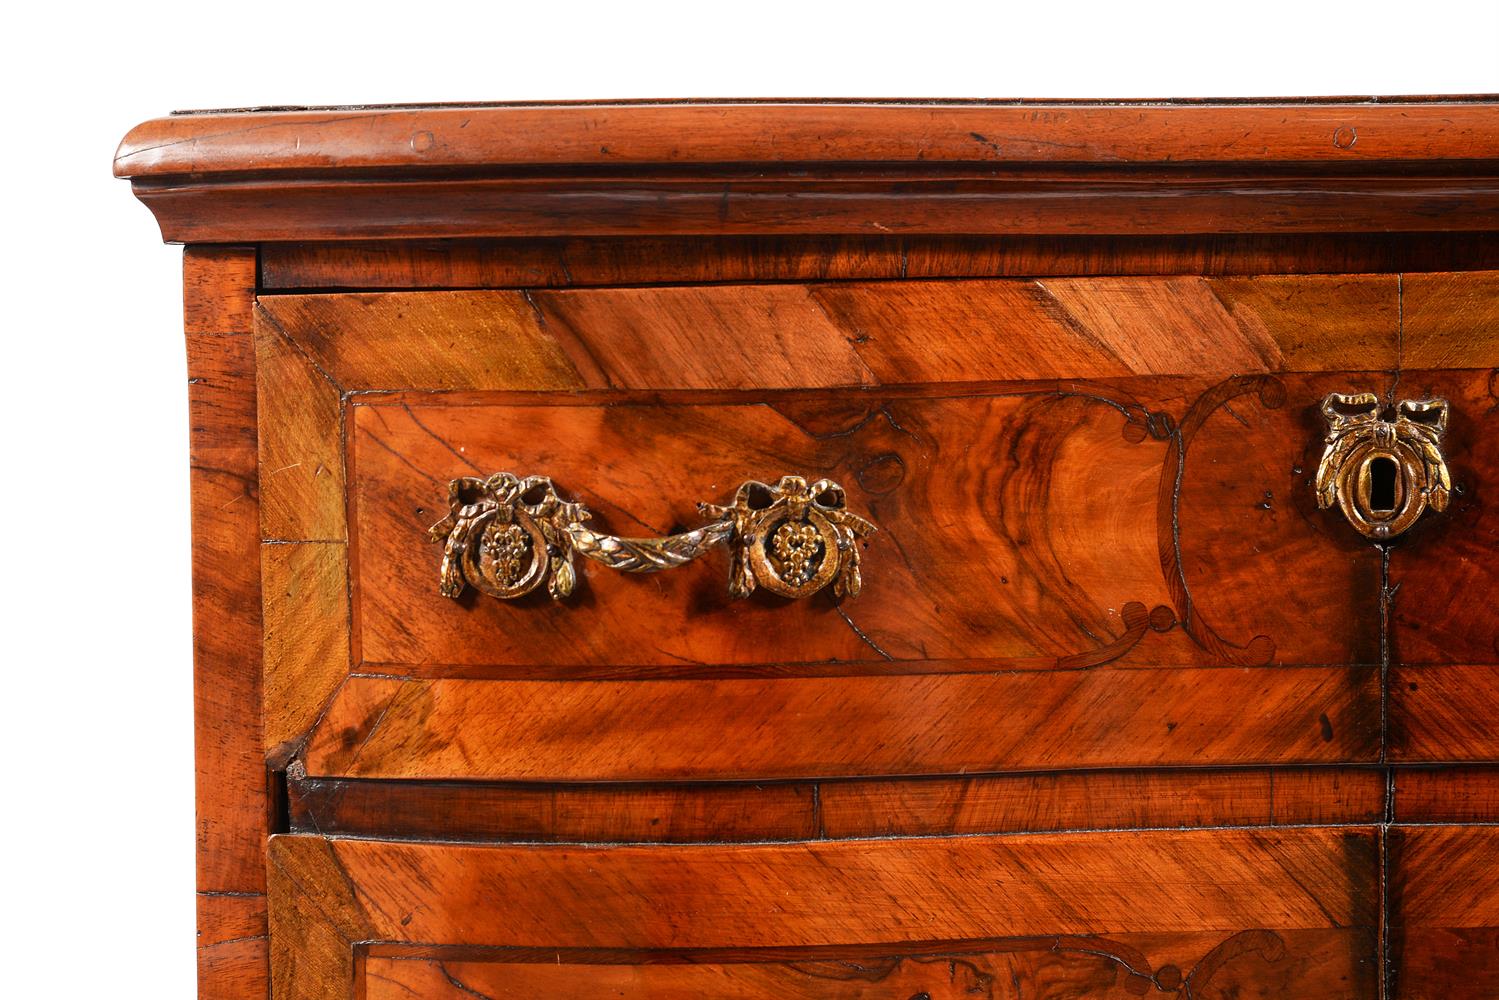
[263,235,906,289]
[125,171,1499,244]
[141,172,1499,243]
[286,767,1384,843]
[902,234,1499,285]
[254,306,355,760]
[268,828,1377,1000]
[360,932,1371,1000]
[350,380,1380,673]
[269,837,372,1000]
[301,668,1377,781]
[259,234,1499,290]
[288,768,818,842]
[1389,826,1499,999]
[254,310,346,542]
[1402,271,1499,369]
[1387,368,1498,668]
[815,274,1397,379]
[186,247,257,332]
[114,103,1499,242]
[820,767,1386,838]
[116,100,1499,176]
[184,247,267,1000]
[1393,767,1499,823]
[198,894,268,1000]
[1390,666,1499,762]
[1387,323,1499,997]
[1386,359,1498,772]
[261,543,348,758]
[261,293,587,393]
[116,101,1499,242]
[125,101,1499,1000]
[262,275,1400,389]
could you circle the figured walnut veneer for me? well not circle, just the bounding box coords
[119,100,1499,1000]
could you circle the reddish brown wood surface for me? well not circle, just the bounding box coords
[1392,767,1499,823]
[359,932,1369,1000]
[1390,666,1499,762]
[300,668,1376,781]
[269,829,1378,1000]
[820,767,1386,838]
[260,234,1499,290]
[116,100,1499,176]
[253,307,353,758]
[1387,364,1499,764]
[198,894,268,1000]
[1386,368,1499,667]
[261,541,348,759]
[350,380,1381,673]
[288,768,819,843]
[1401,271,1499,369]
[287,767,1384,843]
[115,102,1499,242]
[125,99,1499,999]
[185,247,267,999]
[110,88,1499,1000]
[1389,826,1499,999]
[249,261,1492,994]
[258,275,1403,391]
[248,278,1418,779]
[126,170,1499,243]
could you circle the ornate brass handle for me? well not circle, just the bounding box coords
[428,473,876,601]
[1315,392,1451,540]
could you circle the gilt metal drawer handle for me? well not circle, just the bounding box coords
[1315,392,1451,541]
[429,473,876,602]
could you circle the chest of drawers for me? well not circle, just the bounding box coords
[117,100,1499,1000]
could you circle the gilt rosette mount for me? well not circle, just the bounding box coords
[1315,392,1451,541]
[429,473,876,602]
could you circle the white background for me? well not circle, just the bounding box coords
[3,1,1495,994]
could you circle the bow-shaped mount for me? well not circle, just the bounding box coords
[1314,392,1451,541]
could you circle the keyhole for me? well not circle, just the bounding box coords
[1369,456,1398,512]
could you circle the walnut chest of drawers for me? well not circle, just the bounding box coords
[116,99,1499,999]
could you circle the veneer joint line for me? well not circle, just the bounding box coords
[295,820,1381,850]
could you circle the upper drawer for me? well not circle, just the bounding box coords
[256,274,1494,778]
[351,383,1374,672]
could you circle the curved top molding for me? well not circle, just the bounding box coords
[115,99,1499,243]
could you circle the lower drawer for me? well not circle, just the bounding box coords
[269,828,1378,999]
[1390,825,1499,1000]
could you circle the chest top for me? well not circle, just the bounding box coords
[116,98,1499,242]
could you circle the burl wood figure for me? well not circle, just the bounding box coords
[116,100,1499,999]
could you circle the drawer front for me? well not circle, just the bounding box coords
[269,828,1379,1000]
[255,275,1496,780]
[1390,824,1499,999]
[1386,365,1499,763]
[353,387,1372,672]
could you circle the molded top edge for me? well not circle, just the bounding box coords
[116,99,1499,180]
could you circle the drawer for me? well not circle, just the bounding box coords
[352,387,1371,672]
[253,276,1414,781]
[254,274,1495,782]
[269,827,1379,1000]
[1390,824,1499,999]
